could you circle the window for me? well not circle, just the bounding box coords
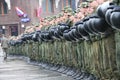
[11,26,18,36]
[42,0,47,12]
[60,0,76,11]
[0,26,2,34]
[42,0,54,13]
[48,0,54,12]
[68,0,71,6]
[0,0,8,14]
[0,26,5,34]
[63,0,67,7]
[70,0,76,10]
[58,0,62,11]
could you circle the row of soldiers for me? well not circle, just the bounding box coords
[8,0,120,79]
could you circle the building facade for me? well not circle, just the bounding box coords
[0,0,83,37]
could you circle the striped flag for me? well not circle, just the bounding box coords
[36,7,42,17]
[15,7,24,17]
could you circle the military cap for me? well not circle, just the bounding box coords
[32,22,39,27]
[71,11,76,15]
[52,15,56,19]
[66,6,73,12]
[62,6,73,13]
[44,17,48,20]
[79,2,89,8]
[58,13,63,17]
[87,0,94,2]
[47,17,52,21]
[55,14,59,18]
[43,16,51,21]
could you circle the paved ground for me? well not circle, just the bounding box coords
[0,57,74,80]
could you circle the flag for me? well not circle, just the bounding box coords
[37,0,42,17]
[55,0,60,8]
[15,7,24,17]
[36,7,42,17]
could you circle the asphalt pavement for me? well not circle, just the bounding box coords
[0,57,74,80]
